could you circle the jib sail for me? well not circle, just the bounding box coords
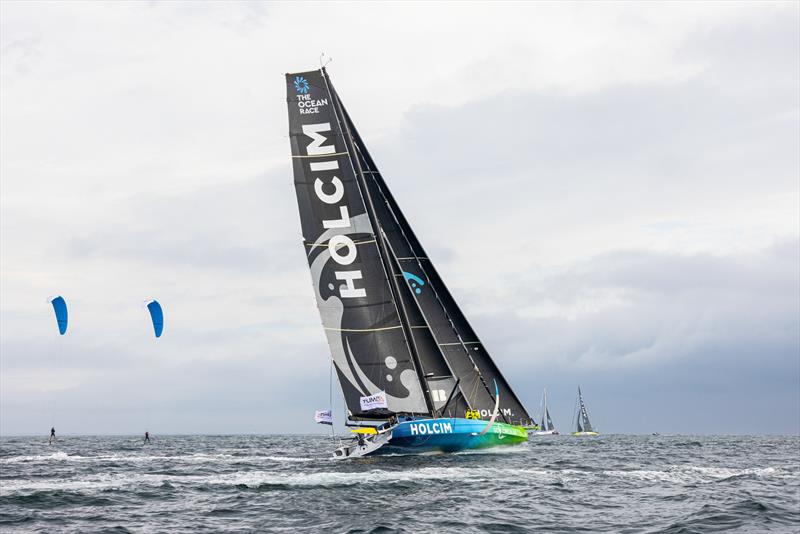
[339,104,533,425]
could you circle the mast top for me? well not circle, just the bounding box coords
[319,52,333,70]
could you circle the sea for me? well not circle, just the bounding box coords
[0,434,798,533]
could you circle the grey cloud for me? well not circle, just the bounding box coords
[1,2,797,436]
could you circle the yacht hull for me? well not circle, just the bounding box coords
[373,418,528,455]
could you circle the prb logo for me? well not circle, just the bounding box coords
[294,76,310,94]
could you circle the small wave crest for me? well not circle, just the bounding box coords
[602,465,794,484]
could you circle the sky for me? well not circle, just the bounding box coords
[1,1,798,436]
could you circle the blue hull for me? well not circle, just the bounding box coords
[372,418,528,455]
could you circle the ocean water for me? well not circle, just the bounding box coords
[0,434,798,533]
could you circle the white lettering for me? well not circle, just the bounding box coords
[302,123,335,155]
[335,271,366,298]
[322,205,350,229]
[314,177,344,204]
[329,235,357,265]
[298,98,329,108]
[310,160,339,171]
[410,424,419,435]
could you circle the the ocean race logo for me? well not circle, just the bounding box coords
[294,74,328,115]
[294,76,309,94]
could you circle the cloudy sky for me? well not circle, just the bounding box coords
[1,1,798,436]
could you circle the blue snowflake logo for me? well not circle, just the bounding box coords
[294,76,309,94]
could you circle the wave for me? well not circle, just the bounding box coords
[0,451,71,463]
[0,465,528,495]
[3,461,795,496]
[601,465,796,484]
[0,452,314,465]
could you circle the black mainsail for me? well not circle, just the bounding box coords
[574,387,595,433]
[287,68,533,425]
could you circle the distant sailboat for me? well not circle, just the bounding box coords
[530,388,558,435]
[573,387,598,436]
[286,67,533,458]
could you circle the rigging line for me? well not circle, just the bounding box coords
[351,141,503,422]
[346,131,532,424]
[329,358,335,445]
[348,141,466,415]
[321,68,433,417]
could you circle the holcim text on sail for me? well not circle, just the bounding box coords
[303,122,366,299]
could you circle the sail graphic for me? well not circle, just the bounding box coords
[287,68,532,424]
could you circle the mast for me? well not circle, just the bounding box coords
[322,69,435,416]
[338,104,532,425]
[542,389,548,431]
[286,69,430,418]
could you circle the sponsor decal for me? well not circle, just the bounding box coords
[479,408,512,418]
[360,391,388,411]
[409,421,454,435]
[314,410,333,425]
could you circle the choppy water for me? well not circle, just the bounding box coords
[1,434,798,533]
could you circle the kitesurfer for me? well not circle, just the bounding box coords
[144,431,150,444]
[49,427,55,444]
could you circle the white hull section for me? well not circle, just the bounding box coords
[332,429,393,459]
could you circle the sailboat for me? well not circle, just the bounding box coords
[572,387,598,436]
[530,388,558,435]
[286,67,534,458]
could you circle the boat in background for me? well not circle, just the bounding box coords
[530,388,558,436]
[572,387,598,436]
[286,67,533,458]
